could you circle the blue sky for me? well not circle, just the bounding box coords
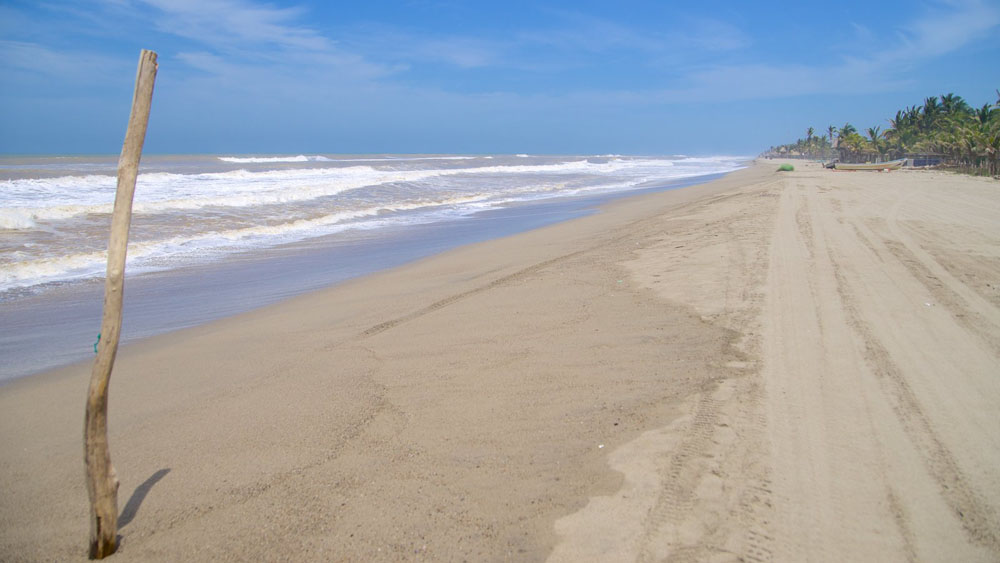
[1,0,998,155]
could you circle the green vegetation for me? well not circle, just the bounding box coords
[765,91,1000,176]
[767,126,837,161]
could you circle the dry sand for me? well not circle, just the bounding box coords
[1,161,998,561]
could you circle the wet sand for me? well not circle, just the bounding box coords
[1,161,998,561]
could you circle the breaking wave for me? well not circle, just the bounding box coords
[1,154,749,294]
[217,154,333,163]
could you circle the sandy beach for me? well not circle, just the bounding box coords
[1,160,998,561]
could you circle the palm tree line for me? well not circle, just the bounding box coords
[765,91,1000,176]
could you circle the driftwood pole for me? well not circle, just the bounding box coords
[84,49,157,559]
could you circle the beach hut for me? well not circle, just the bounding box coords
[905,153,944,167]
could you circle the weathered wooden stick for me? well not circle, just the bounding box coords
[84,49,157,560]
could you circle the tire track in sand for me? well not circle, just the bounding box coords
[830,253,1000,552]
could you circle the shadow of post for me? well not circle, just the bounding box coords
[119,468,170,529]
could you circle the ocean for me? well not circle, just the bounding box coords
[0,153,747,380]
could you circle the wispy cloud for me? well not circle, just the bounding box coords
[341,27,505,70]
[0,39,128,81]
[647,0,1000,102]
[136,0,331,52]
[350,11,751,73]
[655,62,905,103]
[884,0,1000,59]
[678,18,753,53]
[516,12,668,54]
[127,0,398,87]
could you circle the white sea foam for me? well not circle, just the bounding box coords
[0,158,657,224]
[0,209,40,230]
[219,155,489,163]
[0,194,506,292]
[1,154,748,294]
[378,155,487,161]
[217,154,332,163]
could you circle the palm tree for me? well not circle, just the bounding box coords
[986,130,1000,176]
[885,112,920,160]
[834,124,864,162]
[779,90,999,174]
[976,103,995,126]
[889,110,904,131]
[940,93,971,116]
[866,126,883,160]
[922,96,941,131]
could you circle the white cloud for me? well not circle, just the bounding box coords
[174,51,234,74]
[681,18,752,52]
[137,0,330,52]
[0,40,127,80]
[886,0,1000,59]
[513,12,750,59]
[517,12,667,54]
[346,29,504,69]
[640,0,999,102]
[336,10,752,78]
[101,0,395,83]
[658,61,904,102]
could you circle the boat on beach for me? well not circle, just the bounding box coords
[833,159,905,171]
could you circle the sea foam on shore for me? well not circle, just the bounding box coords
[1,154,746,297]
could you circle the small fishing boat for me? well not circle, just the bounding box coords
[834,159,905,171]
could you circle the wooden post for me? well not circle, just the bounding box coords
[84,49,157,559]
